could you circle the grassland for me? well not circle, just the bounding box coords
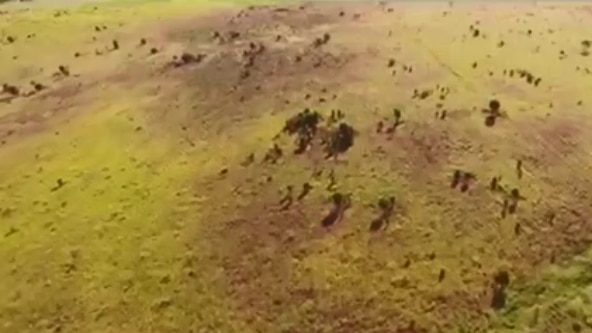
[2,0,592,332]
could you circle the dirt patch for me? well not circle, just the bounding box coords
[200,183,326,331]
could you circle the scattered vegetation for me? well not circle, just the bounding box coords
[321,192,351,227]
[1,1,591,333]
[2,83,19,96]
[491,270,510,310]
[369,196,395,232]
[58,65,70,76]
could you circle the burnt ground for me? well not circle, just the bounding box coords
[2,1,592,333]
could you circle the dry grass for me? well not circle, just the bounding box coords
[2,0,592,332]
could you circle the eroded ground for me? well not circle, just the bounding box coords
[2,0,592,332]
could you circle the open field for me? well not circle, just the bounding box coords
[2,0,592,332]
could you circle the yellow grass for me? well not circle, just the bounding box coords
[2,0,592,332]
